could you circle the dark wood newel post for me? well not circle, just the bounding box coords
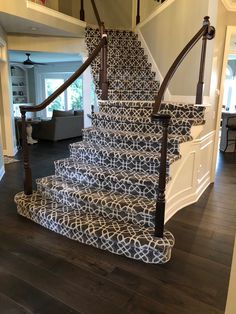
[152,114,171,238]
[21,110,32,195]
[196,16,209,104]
[196,16,215,104]
[99,22,104,89]
[80,0,85,21]
[136,0,140,25]
[101,34,108,99]
[99,22,108,100]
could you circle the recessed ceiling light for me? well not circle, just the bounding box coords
[31,27,37,31]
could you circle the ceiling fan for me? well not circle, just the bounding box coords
[23,53,46,66]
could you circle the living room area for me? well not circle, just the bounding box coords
[9,50,95,145]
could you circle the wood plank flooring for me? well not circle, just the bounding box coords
[0,139,235,313]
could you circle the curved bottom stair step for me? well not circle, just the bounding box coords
[15,191,175,264]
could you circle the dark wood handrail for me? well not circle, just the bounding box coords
[151,16,215,238]
[20,37,107,114]
[153,16,215,115]
[91,0,102,26]
[89,0,108,99]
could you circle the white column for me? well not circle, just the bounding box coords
[0,39,17,156]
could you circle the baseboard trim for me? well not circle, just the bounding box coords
[0,165,5,181]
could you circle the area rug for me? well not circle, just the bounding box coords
[3,156,20,165]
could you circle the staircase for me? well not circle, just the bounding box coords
[15,27,206,264]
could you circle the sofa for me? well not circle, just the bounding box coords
[34,109,84,141]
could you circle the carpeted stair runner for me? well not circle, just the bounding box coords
[15,27,205,264]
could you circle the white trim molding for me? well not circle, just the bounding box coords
[0,165,5,181]
[221,0,236,11]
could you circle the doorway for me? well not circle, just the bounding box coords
[217,26,236,153]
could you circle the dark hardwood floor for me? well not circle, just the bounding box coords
[0,139,235,314]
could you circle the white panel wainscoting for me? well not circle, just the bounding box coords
[165,130,215,222]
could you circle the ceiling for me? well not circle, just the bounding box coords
[0,1,85,37]
[8,50,82,64]
[0,12,78,37]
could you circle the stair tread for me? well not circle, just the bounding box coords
[15,191,174,264]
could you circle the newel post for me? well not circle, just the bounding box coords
[196,16,215,104]
[20,110,33,195]
[99,23,108,100]
[152,113,171,238]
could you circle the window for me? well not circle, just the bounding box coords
[43,73,83,118]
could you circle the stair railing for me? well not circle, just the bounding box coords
[152,16,215,237]
[136,0,166,25]
[90,0,108,99]
[20,0,108,195]
[20,38,107,195]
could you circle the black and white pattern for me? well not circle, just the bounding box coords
[15,27,206,264]
[15,191,174,264]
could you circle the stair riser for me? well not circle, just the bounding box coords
[86,28,138,39]
[96,80,159,91]
[92,118,191,136]
[83,130,180,155]
[99,50,146,59]
[99,105,204,122]
[93,56,148,67]
[88,46,145,57]
[37,180,155,227]
[92,68,155,80]
[69,146,170,175]
[92,63,152,71]
[96,91,157,101]
[99,105,153,117]
[87,42,141,51]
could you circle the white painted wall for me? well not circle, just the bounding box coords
[0,25,17,157]
[138,0,215,97]
[58,0,133,29]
